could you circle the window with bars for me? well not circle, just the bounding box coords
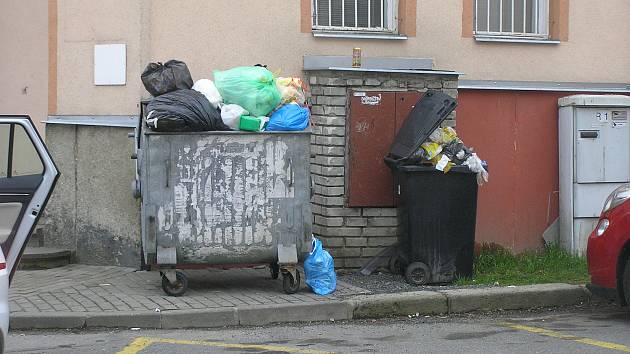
[474,0,549,38]
[312,0,398,33]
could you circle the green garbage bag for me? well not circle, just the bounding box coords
[213,67,281,117]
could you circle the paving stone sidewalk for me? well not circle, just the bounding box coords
[10,265,370,314]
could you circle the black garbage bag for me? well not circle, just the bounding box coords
[146,89,231,132]
[442,140,473,164]
[141,60,193,96]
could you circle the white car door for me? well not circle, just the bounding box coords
[0,115,59,282]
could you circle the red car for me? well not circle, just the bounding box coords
[587,184,630,307]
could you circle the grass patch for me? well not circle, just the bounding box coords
[455,243,589,286]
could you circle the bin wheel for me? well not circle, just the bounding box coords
[270,263,280,280]
[161,271,188,296]
[389,255,405,275]
[282,270,301,294]
[404,262,430,286]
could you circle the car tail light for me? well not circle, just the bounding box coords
[0,263,6,270]
[596,219,609,237]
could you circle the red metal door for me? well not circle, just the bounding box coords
[347,91,396,207]
[347,91,424,207]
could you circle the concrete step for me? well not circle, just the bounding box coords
[19,247,73,270]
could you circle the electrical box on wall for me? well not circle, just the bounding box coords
[558,95,630,255]
[94,44,126,86]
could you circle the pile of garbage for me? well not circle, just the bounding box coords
[140,60,310,132]
[412,126,489,185]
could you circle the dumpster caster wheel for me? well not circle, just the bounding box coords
[282,271,300,294]
[389,256,405,275]
[405,262,430,286]
[270,263,280,280]
[161,271,188,296]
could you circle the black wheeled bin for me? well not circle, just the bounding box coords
[384,90,482,286]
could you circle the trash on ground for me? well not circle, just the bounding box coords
[304,237,336,295]
[141,60,193,97]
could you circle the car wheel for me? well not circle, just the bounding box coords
[624,258,630,307]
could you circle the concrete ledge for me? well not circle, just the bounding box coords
[161,308,238,329]
[238,302,352,326]
[349,291,447,319]
[8,284,592,330]
[11,312,86,329]
[440,284,591,313]
[85,311,161,328]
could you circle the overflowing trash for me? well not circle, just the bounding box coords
[141,60,193,97]
[382,90,486,287]
[214,66,282,117]
[304,237,336,295]
[266,103,310,131]
[146,89,229,132]
[410,125,488,185]
[276,77,307,106]
[141,60,310,133]
[192,79,223,109]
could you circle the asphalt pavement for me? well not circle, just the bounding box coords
[6,303,630,353]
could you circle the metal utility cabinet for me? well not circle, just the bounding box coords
[559,95,630,255]
[133,104,312,295]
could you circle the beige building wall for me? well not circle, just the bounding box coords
[0,1,49,133]
[54,0,630,116]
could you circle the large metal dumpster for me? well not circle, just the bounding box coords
[133,103,312,295]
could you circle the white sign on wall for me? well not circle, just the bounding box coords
[94,44,126,86]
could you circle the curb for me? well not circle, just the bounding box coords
[10,283,592,330]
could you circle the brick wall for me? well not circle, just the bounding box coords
[304,69,459,269]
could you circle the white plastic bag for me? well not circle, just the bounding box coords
[192,79,222,109]
[220,104,248,130]
[463,153,489,185]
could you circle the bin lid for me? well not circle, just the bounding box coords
[386,90,457,162]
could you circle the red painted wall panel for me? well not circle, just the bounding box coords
[348,92,397,207]
[457,90,627,252]
[347,91,422,207]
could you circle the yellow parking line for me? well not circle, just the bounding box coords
[503,322,630,353]
[117,337,155,354]
[117,336,335,354]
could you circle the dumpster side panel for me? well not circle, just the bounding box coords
[144,133,311,265]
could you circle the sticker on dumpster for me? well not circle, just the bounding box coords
[353,92,366,97]
[361,94,381,106]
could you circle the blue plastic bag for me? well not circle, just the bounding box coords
[304,237,336,295]
[266,103,310,131]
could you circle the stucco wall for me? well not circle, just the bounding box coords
[56,0,150,115]
[53,0,630,116]
[0,1,48,132]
